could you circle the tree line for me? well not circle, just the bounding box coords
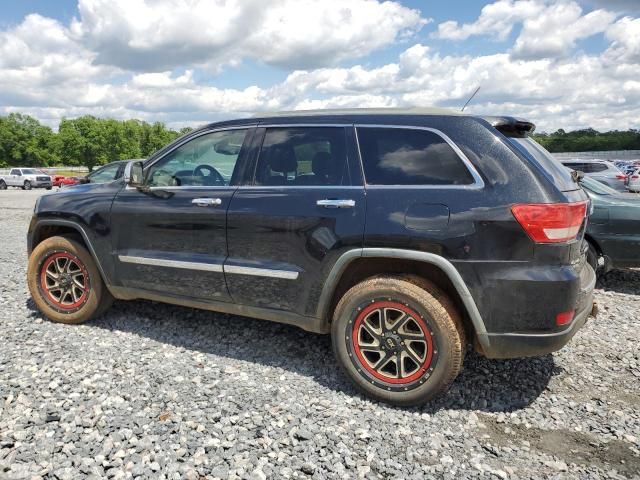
[0,113,192,171]
[532,128,640,153]
[1,113,639,171]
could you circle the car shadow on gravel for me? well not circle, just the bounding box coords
[597,268,640,296]
[26,298,559,413]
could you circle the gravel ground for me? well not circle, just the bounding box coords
[1,189,639,480]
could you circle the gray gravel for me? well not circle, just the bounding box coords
[1,189,639,480]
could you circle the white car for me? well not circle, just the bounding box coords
[626,168,640,192]
[0,168,52,190]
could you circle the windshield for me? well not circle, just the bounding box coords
[506,137,578,191]
[579,175,619,195]
[21,168,37,175]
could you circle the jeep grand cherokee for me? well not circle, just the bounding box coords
[26,108,596,406]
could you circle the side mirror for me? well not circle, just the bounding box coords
[123,160,144,187]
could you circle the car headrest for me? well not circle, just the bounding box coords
[267,146,297,173]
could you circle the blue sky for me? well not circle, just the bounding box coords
[0,0,638,131]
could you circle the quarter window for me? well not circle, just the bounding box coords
[255,127,349,186]
[356,127,474,186]
[146,129,248,187]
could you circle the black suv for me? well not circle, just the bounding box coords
[27,109,595,406]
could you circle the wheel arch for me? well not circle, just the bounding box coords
[29,219,110,287]
[319,248,489,351]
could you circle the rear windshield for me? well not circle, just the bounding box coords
[506,137,578,191]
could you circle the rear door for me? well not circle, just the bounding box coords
[225,125,366,317]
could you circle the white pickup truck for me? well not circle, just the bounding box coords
[0,168,52,190]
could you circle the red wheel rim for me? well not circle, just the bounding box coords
[351,301,434,385]
[39,252,90,311]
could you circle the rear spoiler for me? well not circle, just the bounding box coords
[481,116,536,138]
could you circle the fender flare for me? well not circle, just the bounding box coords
[317,247,490,350]
[29,219,110,286]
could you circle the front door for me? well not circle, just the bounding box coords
[226,125,366,317]
[110,127,253,302]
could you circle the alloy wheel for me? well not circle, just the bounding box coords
[39,252,90,312]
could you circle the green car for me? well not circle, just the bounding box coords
[581,176,640,273]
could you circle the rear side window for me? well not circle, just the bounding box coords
[255,127,349,186]
[590,163,608,173]
[356,127,474,186]
[509,137,577,191]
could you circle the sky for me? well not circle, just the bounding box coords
[0,0,638,132]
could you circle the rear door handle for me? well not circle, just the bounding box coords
[192,197,222,207]
[316,199,356,209]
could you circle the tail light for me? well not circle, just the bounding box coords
[616,174,627,180]
[632,175,639,180]
[511,201,588,243]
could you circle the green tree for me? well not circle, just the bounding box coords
[0,113,58,167]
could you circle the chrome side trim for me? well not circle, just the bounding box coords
[353,124,485,190]
[225,265,299,280]
[117,254,299,279]
[118,255,223,272]
[317,248,489,350]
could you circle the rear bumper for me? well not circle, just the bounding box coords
[478,263,596,359]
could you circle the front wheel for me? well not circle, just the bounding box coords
[332,276,465,406]
[23,180,32,190]
[27,236,113,324]
[0,180,6,190]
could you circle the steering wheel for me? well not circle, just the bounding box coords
[194,164,225,186]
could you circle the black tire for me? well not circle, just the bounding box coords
[0,180,6,190]
[23,180,32,190]
[332,275,465,406]
[46,186,52,190]
[586,241,599,274]
[27,236,113,324]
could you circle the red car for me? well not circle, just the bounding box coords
[52,175,81,188]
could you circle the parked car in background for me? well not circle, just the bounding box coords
[52,175,81,188]
[560,159,628,192]
[579,175,640,273]
[625,168,640,192]
[0,168,52,190]
[79,160,133,185]
[26,109,595,406]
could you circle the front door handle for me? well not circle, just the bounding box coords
[316,199,356,209]
[192,197,222,207]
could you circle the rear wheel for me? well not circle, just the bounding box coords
[0,180,6,190]
[23,180,32,190]
[332,276,465,406]
[27,236,113,324]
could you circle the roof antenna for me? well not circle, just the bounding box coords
[461,86,481,112]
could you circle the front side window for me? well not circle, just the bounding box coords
[89,163,121,183]
[255,127,349,186]
[357,127,474,186]
[146,129,248,187]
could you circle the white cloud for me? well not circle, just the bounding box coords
[0,0,638,133]
[71,0,427,71]
[604,16,640,63]
[512,3,615,59]
[434,1,617,61]
[433,0,544,41]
